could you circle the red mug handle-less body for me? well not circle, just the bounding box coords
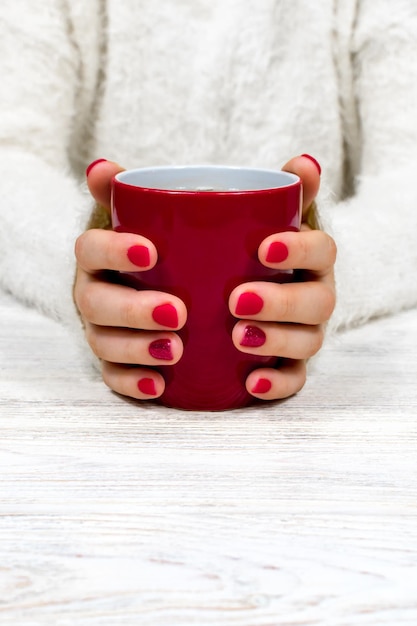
[111,166,302,411]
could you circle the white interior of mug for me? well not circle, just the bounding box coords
[115,165,299,191]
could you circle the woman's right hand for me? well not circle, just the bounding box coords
[73,159,187,400]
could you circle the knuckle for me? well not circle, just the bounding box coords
[308,325,325,356]
[103,233,117,269]
[125,335,142,364]
[122,293,140,328]
[278,287,295,320]
[274,327,289,355]
[326,234,338,265]
[295,363,307,392]
[75,283,97,321]
[320,285,336,321]
[85,325,103,358]
[279,361,307,398]
[100,361,114,390]
[297,233,310,265]
[101,361,129,397]
[74,232,89,263]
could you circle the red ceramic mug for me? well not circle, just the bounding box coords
[111,165,302,411]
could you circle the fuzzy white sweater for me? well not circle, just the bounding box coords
[1,0,417,339]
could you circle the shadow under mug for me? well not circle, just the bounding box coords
[111,165,302,411]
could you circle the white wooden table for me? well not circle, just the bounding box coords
[1,289,416,625]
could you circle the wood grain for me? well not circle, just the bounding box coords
[1,290,416,625]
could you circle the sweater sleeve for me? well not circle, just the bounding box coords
[0,1,100,329]
[326,0,417,331]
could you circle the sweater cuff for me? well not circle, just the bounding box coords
[0,149,92,330]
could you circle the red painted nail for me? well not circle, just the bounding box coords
[149,338,173,361]
[240,325,266,348]
[127,244,150,267]
[251,378,272,394]
[85,158,107,177]
[301,154,321,176]
[138,377,157,396]
[152,303,179,328]
[235,292,264,316]
[266,241,289,263]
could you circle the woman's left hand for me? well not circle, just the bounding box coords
[229,154,337,400]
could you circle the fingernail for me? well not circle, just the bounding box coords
[138,377,157,396]
[240,325,266,348]
[152,303,179,328]
[251,378,272,394]
[149,338,174,361]
[85,158,108,177]
[127,244,150,267]
[266,241,289,263]
[301,154,321,176]
[235,292,264,316]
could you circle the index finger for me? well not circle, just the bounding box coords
[75,228,158,274]
[281,154,321,216]
[259,229,337,274]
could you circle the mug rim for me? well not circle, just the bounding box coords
[113,165,301,193]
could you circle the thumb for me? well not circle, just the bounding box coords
[86,159,125,212]
[281,154,321,217]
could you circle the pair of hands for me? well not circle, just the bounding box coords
[74,156,336,403]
